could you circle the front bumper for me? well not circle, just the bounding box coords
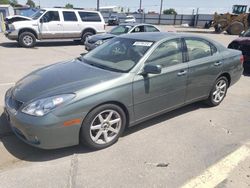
[4,92,85,149]
[4,29,18,40]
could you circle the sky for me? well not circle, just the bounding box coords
[18,0,250,14]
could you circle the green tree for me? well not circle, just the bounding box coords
[65,3,73,9]
[163,8,177,15]
[9,0,18,6]
[0,0,9,4]
[26,0,35,8]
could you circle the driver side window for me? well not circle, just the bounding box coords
[146,39,183,68]
[41,11,60,22]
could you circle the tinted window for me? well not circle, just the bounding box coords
[185,39,212,61]
[145,25,159,32]
[146,39,183,68]
[110,25,132,35]
[63,11,77,21]
[78,12,101,22]
[131,26,144,32]
[41,11,60,22]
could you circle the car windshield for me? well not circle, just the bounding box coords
[82,37,154,72]
[242,29,250,37]
[31,9,46,20]
[109,25,132,35]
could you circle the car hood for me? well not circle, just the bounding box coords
[88,33,116,43]
[5,15,32,24]
[12,59,122,103]
[232,37,250,45]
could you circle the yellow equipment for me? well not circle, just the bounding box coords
[212,5,250,35]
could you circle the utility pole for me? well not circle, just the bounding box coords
[139,0,142,12]
[97,0,100,11]
[159,0,163,24]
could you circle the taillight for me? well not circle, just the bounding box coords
[240,55,244,64]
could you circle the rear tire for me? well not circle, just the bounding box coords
[18,32,36,48]
[227,21,244,35]
[205,76,228,107]
[80,104,126,150]
[81,31,94,44]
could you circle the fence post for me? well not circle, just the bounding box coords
[174,14,176,25]
[180,15,183,25]
[0,13,6,33]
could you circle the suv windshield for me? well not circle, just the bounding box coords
[82,37,153,72]
[110,25,132,35]
[31,9,46,20]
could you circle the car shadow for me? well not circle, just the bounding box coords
[0,102,208,163]
[0,41,82,48]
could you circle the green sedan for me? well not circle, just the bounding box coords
[4,32,243,150]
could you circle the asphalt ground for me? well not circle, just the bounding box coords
[0,26,250,188]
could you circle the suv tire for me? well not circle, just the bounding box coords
[19,32,36,48]
[81,31,94,44]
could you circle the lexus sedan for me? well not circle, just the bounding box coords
[228,29,250,73]
[85,23,159,51]
[4,32,243,150]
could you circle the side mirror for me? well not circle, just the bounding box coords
[141,64,162,75]
[39,18,44,23]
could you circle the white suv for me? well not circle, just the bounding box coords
[4,8,105,47]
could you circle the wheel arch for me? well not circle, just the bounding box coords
[18,28,38,39]
[83,101,130,128]
[81,27,97,36]
[217,72,231,87]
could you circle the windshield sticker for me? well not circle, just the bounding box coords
[133,41,153,47]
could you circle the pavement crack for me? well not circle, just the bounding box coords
[68,154,78,188]
[144,162,169,168]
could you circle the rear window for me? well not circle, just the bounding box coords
[63,11,78,21]
[78,12,101,22]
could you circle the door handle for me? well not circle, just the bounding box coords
[57,23,62,26]
[177,70,187,76]
[214,61,222,66]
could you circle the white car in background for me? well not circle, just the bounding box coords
[124,15,136,23]
[4,8,105,48]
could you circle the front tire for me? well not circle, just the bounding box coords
[80,104,126,150]
[18,32,36,48]
[206,76,228,107]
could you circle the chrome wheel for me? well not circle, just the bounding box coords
[212,79,227,103]
[90,110,121,145]
[23,35,33,46]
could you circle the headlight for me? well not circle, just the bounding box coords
[22,94,75,116]
[95,40,106,45]
[9,24,15,30]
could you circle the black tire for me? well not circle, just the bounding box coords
[18,32,36,48]
[227,21,244,35]
[81,31,94,44]
[205,76,229,107]
[80,104,126,150]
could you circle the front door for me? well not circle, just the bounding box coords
[39,10,63,39]
[133,38,188,121]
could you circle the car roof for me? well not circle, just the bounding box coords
[119,23,156,27]
[118,32,226,46]
[43,8,100,13]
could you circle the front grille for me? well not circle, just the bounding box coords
[5,23,9,30]
[8,95,23,111]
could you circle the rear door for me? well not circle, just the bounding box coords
[184,37,223,103]
[61,11,81,38]
[133,38,188,121]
